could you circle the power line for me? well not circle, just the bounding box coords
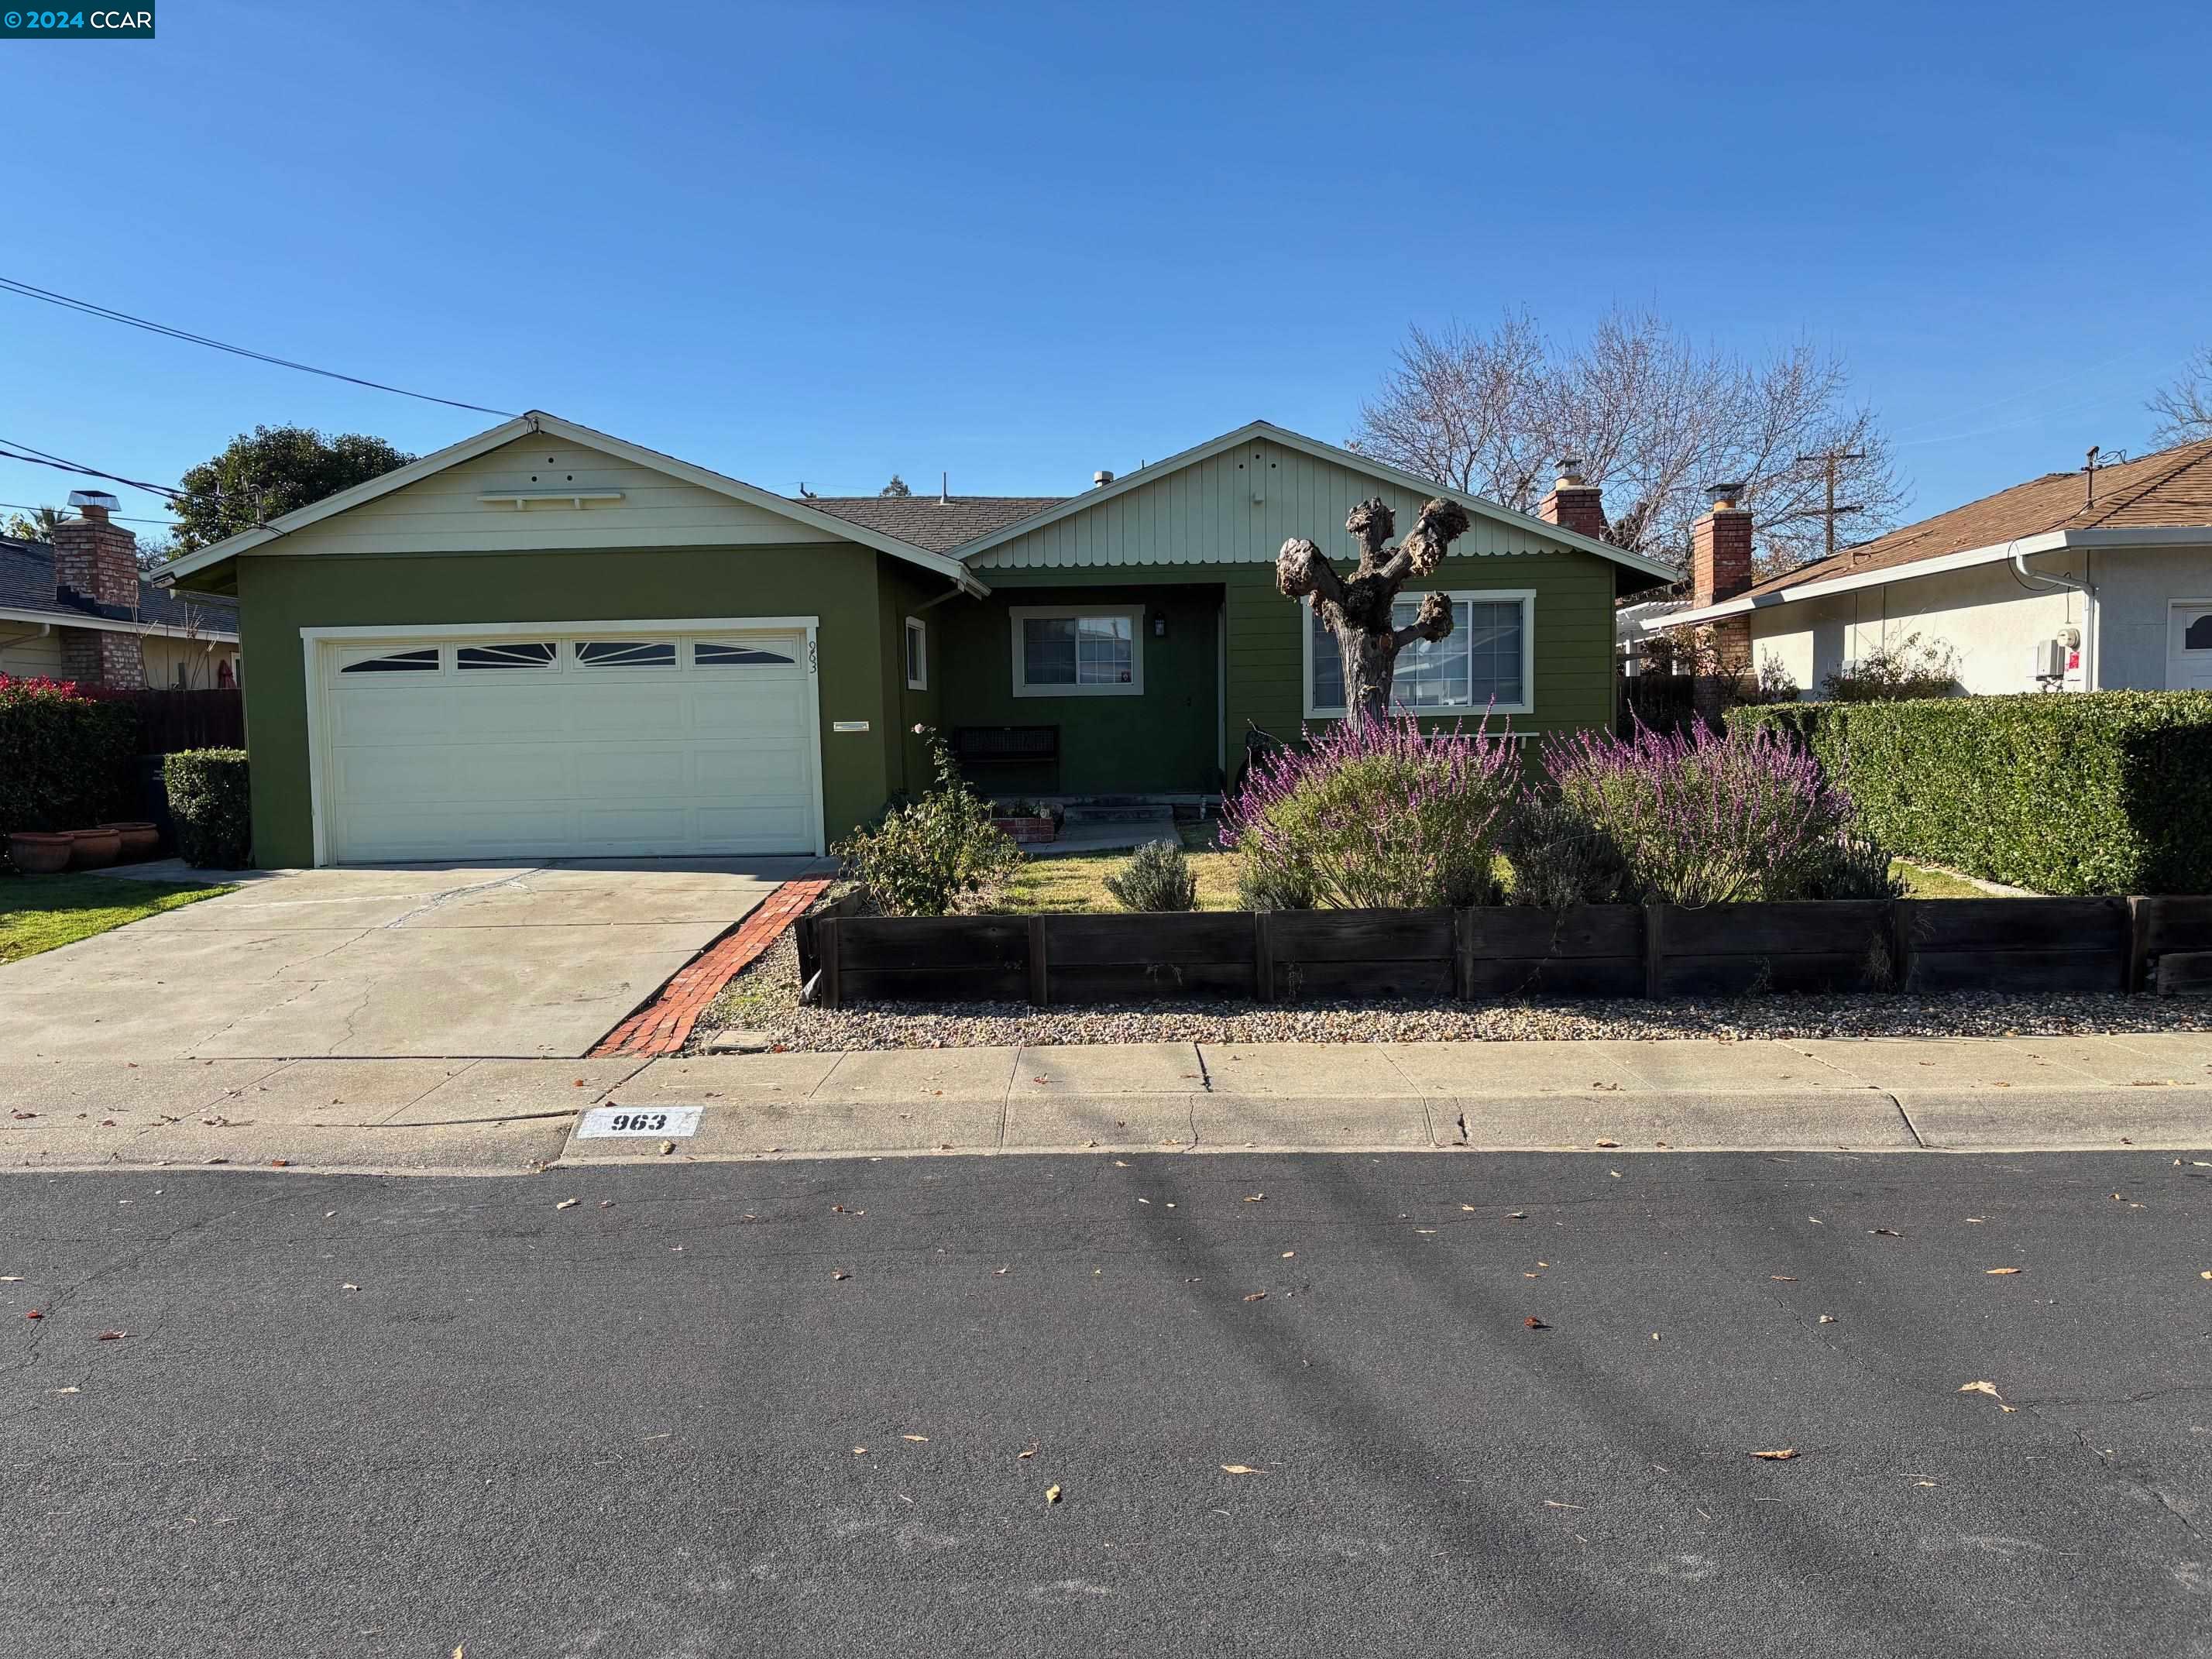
[0,274,516,417]
[0,499,173,525]
[0,436,185,501]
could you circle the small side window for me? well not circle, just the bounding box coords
[2186,613,2212,651]
[904,617,927,691]
[339,648,440,675]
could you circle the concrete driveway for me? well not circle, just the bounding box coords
[0,859,812,1061]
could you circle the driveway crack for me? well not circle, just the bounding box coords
[381,867,548,930]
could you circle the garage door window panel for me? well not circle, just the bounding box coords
[338,647,441,675]
[696,641,796,668]
[577,640,677,668]
[457,641,557,670]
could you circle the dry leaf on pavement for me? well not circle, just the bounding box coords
[903,1434,929,1442]
[1750,1448,1799,1461]
[1242,1291,1266,1303]
[1243,1194,1265,1203]
[1985,1267,2023,1275]
[831,1270,850,1281]
[1958,1381,2017,1410]
[1595,1139,1619,1149]
[555,1199,579,1211]
[96,1330,129,1341]
[1220,1465,1263,1475]
[1524,1316,1548,1330]
[1046,1485,1062,1504]
[1018,1446,1036,1459]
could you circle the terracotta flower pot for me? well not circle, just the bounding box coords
[7,833,72,875]
[65,828,122,871]
[101,822,160,861]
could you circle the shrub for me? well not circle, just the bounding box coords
[1222,712,1518,909]
[163,748,252,868]
[1540,723,1856,905]
[1104,840,1198,912]
[834,730,1020,915]
[1822,631,1959,702]
[1730,692,2212,895]
[1498,792,1631,907]
[0,675,139,867]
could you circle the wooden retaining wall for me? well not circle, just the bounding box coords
[799,895,2212,1008]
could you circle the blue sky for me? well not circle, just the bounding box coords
[5,0,2208,537]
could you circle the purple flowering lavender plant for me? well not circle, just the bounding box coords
[1223,711,1520,909]
[1538,722,1858,905]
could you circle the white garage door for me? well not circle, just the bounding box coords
[317,627,819,863]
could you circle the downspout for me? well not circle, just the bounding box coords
[2010,535,2097,691]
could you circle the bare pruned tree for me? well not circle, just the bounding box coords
[1352,307,1908,576]
[1277,495,1471,722]
[2148,346,2212,446]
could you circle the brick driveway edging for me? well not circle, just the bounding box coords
[589,878,831,1059]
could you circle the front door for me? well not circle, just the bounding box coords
[2169,603,2212,690]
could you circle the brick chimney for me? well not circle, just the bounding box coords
[51,492,140,610]
[1689,482,1753,720]
[1690,480,1753,609]
[1537,456,1606,542]
[50,491,146,689]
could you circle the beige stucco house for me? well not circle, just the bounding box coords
[1642,437,2212,697]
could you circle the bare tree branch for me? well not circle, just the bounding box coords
[1352,307,1910,577]
[2148,345,2212,446]
[1276,536,1345,610]
[1393,589,1454,650]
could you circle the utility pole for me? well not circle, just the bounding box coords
[1795,450,1867,558]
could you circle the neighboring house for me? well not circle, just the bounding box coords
[158,413,1675,867]
[0,492,242,690]
[1641,438,2212,697]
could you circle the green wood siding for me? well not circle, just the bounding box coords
[235,544,889,867]
[972,435,1573,570]
[974,554,1615,781]
[934,582,1224,796]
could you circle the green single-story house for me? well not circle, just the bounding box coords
[158,413,1677,867]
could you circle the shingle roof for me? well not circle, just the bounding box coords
[799,494,1065,555]
[1750,435,2212,598]
[0,536,240,634]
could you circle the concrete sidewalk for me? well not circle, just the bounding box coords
[11,1034,2203,1174]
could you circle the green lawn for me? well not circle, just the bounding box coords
[998,849,1242,914]
[1891,859,2011,899]
[0,874,235,965]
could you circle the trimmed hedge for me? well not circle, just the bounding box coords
[163,748,253,869]
[0,675,139,860]
[1729,692,2212,895]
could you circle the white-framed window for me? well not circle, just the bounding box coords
[1010,604,1144,698]
[1304,590,1534,718]
[904,616,928,691]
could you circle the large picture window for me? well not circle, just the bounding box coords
[1305,591,1533,717]
[1011,605,1144,697]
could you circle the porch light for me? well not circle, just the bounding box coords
[1151,611,1167,638]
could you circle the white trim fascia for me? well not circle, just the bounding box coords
[953,419,1684,583]
[1008,603,1146,699]
[1645,525,2212,632]
[298,615,822,643]
[0,604,239,642]
[299,613,826,867]
[1303,588,1537,720]
[903,614,928,691]
[162,411,992,598]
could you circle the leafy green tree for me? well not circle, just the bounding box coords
[879,474,912,497]
[3,505,66,541]
[170,425,415,551]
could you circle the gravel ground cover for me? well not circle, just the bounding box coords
[699,929,2211,1053]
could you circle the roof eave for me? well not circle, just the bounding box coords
[153,411,993,599]
[950,419,1682,582]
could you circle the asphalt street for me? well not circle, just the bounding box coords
[4,1150,2209,1657]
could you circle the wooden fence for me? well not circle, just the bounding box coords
[799,895,2212,1008]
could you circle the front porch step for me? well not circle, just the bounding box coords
[1061,801,1176,826]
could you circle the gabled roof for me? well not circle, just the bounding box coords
[805,494,1065,555]
[1,534,239,638]
[156,412,991,597]
[1748,434,2212,599]
[947,420,1685,581]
